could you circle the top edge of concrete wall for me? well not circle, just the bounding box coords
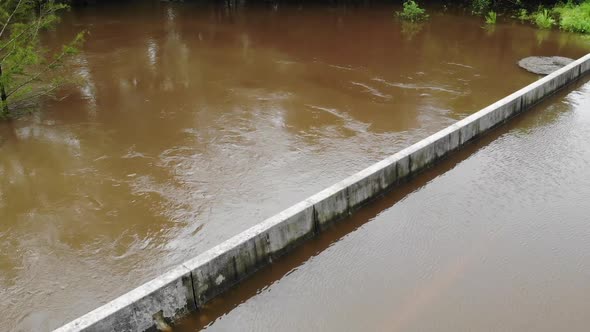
[54,53,590,332]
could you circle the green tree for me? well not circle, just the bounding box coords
[0,0,84,119]
[396,0,429,22]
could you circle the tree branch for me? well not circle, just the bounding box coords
[6,49,67,98]
[0,0,25,40]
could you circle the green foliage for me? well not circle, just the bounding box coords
[533,9,555,29]
[485,11,497,24]
[472,0,491,15]
[517,8,529,21]
[554,1,590,33]
[0,0,85,119]
[397,0,429,22]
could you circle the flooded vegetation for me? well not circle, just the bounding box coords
[0,1,589,330]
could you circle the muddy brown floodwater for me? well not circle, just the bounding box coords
[176,78,590,332]
[0,1,588,330]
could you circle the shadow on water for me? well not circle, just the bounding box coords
[174,77,590,331]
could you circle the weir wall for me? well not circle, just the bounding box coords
[55,53,590,332]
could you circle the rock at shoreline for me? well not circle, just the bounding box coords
[518,56,574,75]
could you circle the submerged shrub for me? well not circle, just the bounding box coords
[472,0,491,15]
[533,9,555,29]
[401,21,425,40]
[485,11,497,24]
[554,1,590,33]
[397,0,429,22]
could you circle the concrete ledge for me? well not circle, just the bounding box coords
[55,53,590,332]
[312,182,351,229]
[54,265,195,332]
[183,199,315,307]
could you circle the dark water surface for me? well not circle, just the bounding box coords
[177,78,590,331]
[0,1,588,330]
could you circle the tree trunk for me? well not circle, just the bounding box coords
[0,64,9,117]
[35,0,42,18]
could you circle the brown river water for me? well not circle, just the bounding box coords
[0,1,589,330]
[177,78,590,332]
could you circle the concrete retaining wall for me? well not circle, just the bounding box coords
[55,53,590,332]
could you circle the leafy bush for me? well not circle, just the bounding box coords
[517,8,529,21]
[485,11,497,24]
[0,0,85,119]
[472,0,491,15]
[533,9,555,29]
[397,0,429,22]
[554,1,590,33]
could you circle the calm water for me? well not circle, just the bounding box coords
[177,78,590,331]
[0,1,588,330]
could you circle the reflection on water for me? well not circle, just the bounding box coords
[400,21,425,41]
[0,1,588,330]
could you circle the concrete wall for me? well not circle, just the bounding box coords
[54,53,590,332]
